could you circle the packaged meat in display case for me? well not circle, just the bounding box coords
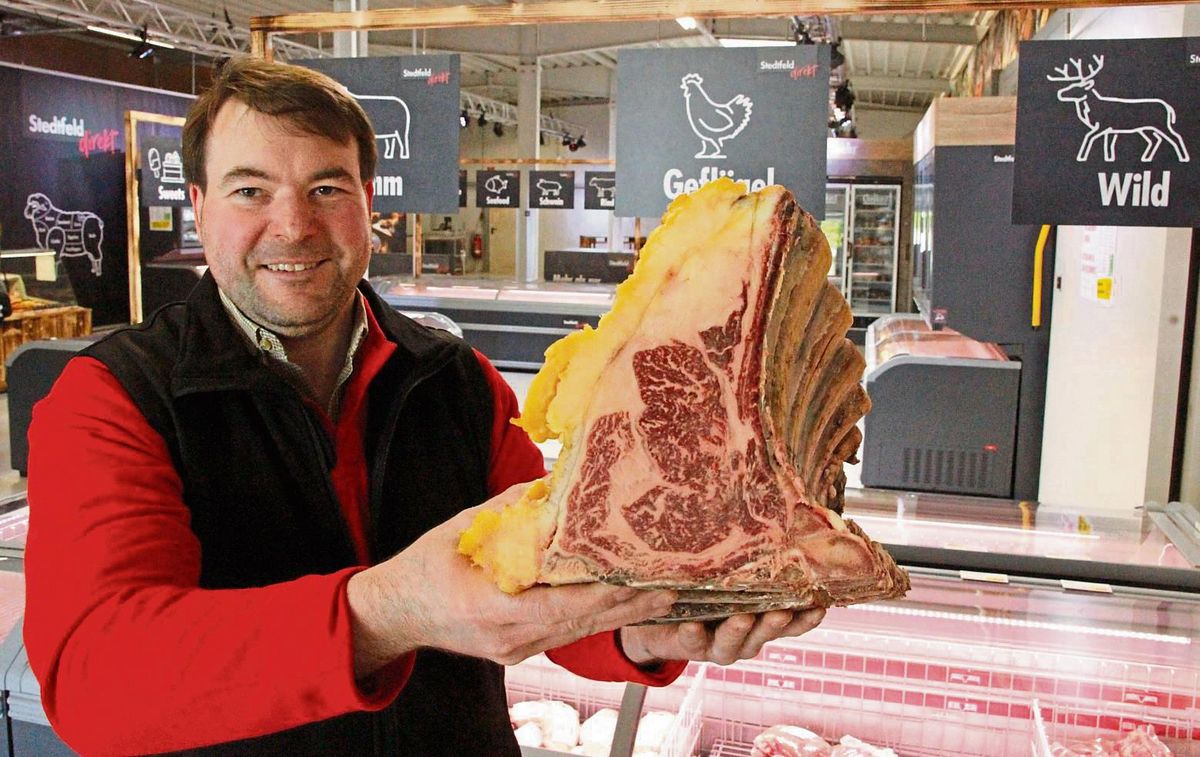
[505,652,706,756]
[696,568,1200,756]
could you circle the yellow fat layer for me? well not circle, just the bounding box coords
[457,480,553,594]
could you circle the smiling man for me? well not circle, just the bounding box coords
[22,57,824,756]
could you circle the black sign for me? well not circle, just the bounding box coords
[139,135,188,206]
[6,64,190,326]
[529,171,574,209]
[584,171,616,210]
[458,170,467,208]
[303,55,461,214]
[615,46,829,219]
[1014,38,1199,227]
[476,170,519,208]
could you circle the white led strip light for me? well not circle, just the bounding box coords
[847,603,1192,645]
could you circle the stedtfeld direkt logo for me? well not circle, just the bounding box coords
[680,74,753,160]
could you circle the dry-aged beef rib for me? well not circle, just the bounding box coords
[459,178,909,619]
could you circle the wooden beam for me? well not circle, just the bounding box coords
[252,0,1186,35]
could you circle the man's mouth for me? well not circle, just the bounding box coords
[264,261,321,272]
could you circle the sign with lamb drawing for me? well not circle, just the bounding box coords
[616,46,829,219]
[529,171,575,209]
[302,55,460,214]
[1014,38,1199,227]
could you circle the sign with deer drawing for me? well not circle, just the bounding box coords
[616,46,829,218]
[1014,38,1199,227]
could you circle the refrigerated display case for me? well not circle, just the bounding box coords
[821,185,849,289]
[501,491,1200,756]
[847,184,902,316]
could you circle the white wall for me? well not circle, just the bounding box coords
[1036,6,1196,513]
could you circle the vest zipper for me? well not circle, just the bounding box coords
[367,347,459,561]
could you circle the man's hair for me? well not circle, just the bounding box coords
[182,56,377,190]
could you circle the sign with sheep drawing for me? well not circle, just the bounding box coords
[1015,38,1199,227]
[302,55,460,214]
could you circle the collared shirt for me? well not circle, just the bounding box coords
[218,288,368,420]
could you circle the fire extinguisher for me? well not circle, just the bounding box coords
[471,232,483,259]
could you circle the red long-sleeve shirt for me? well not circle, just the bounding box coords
[24,310,683,756]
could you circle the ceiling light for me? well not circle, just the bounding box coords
[88,24,175,49]
[675,17,698,31]
[477,112,487,127]
[492,122,504,138]
[574,136,587,150]
[561,134,572,147]
[718,38,795,48]
[459,109,468,128]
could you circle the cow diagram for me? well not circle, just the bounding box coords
[588,176,616,203]
[147,147,186,184]
[536,178,563,199]
[680,73,753,159]
[24,193,104,277]
[1046,55,1190,163]
[484,174,509,197]
[349,92,411,161]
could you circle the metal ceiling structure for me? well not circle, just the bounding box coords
[0,0,999,122]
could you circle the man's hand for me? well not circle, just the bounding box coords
[617,608,826,667]
[346,484,678,678]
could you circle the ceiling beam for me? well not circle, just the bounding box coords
[252,0,1183,37]
[839,19,983,45]
[850,74,952,93]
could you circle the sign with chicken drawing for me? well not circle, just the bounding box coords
[615,46,829,218]
[529,171,575,209]
[302,55,460,214]
[1014,38,1199,227]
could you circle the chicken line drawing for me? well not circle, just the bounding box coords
[536,178,563,199]
[680,73,753,160]
[588,176,616,202]
[24,193,104,277]
[1046,55,1190,164]
[484,175,509,196]
[350,92,411,161]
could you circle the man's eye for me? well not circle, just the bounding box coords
[313,185,342,197]
[235,187,262,198]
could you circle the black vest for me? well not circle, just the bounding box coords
[83,274,520,756]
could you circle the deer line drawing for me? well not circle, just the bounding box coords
[1046,55,1190,164]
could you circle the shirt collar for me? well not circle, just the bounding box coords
[217,287,369,418]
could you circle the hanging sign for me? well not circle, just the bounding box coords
[1014,38,1199,227]
[529,171,575,209]
[139,136,188,206]
[302,55,461,214]
[476,170,519,208]
[584,171,616,210]
[615,46,830,219]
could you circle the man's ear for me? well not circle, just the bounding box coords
[188,183,204,243]
[363,179,374,216]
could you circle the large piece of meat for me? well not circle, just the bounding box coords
[460,178,908,618]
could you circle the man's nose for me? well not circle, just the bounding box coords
[271,193,317,242]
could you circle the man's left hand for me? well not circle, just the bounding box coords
[618,609,826,667]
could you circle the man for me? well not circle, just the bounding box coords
[24,57,824,755]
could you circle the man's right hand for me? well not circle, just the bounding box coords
[346,486,677,678]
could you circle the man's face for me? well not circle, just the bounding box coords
[189,100,373,338]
